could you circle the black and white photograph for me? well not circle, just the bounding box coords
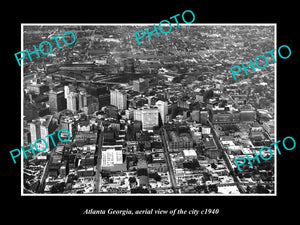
[20,24,276,196]
[3,4,298,222]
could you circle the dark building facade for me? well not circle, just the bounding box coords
[49,90,66,113]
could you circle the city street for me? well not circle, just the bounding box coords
[94,132,103,193]
[160,128,179,193]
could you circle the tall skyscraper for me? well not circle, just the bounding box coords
[77,91,99,115]
[78,91,85,110]
[29,115,58,152]
[66,92,78,112]
[110,89,127,110]
[155,100,168,124]
[60,116,74,139]
[98,93,110,109]
[49,90,66,113]
[29,121,41,146]
[64,85,70,99]
[83,94,99,115]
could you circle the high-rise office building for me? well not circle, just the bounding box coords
[66,92,78,112]
[60,116,74,139]
[110,89,127,110]
[98,93,110,109]
[29,115,58,152]
[83,103,99,115]
[141,108,159,130]
[155,100,168,124]
[200,110,209,125]
[78,91,99,115]
[29,121,41,147]
[49,90,66,113]
[133,78,149,92]
[78,91,85,110]
[133,108,142,121]
[125,109,134,120]
[64,85,70,99]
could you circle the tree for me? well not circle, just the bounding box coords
[244,173,251,178]
[131,186,149,193]
[266,184,272,190]
[194,185,202,193]
[194,185,206,193]
[51,182,65,193]
[145,154,153,164]
[187,179,197,185]
[101,171,110,179]
[129,177,137,184]
[137,168,148,176]
[211,163,217,170]
[208,184,218,193]
[256,184,269,194]
[203,172,212,182]
[183,159,200,170]
[153,173,162,182]
[150,189,157,193]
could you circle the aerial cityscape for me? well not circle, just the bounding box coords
[22,24,275,195]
